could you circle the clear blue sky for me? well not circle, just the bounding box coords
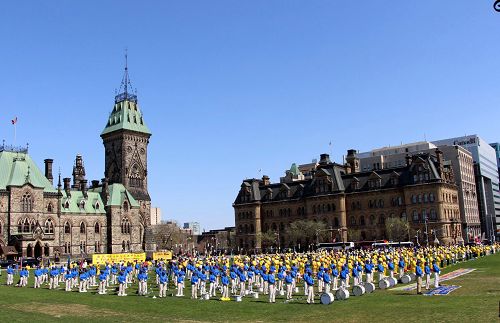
[1,1,499,230]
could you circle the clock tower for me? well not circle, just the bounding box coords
[101,54,152,224]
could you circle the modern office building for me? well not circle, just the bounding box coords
[433,135,499,241]
[183,222,201,236]
[355,142,481,241]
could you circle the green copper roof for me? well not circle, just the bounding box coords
[289,163,301,176]
[61,190,106,214]
[89,183,140,208]
[0,150,56,192]
[101,99,151,136]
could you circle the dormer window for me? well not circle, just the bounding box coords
[79,200,85,210]
[94,202,100,210]
[64,200,70,209]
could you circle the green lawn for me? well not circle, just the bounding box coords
[0,253,499,322]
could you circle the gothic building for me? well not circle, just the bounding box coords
[234,150,463,251]
[0,63,154,258]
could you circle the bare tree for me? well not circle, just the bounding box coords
[152,222,185,250]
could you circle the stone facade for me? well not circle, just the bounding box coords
[0,70,154,258]
[234,151,463,251]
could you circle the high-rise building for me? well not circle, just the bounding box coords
[355,142,481,241]
[183,222,201,236]
[433,135,499,242]
[150,207,162,226]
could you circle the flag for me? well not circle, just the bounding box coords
[11,117,17,125]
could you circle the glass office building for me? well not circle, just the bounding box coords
[433,135,499,242]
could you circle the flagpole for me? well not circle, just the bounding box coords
[14,123,16,146]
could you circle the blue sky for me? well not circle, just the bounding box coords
[1,1,499,230]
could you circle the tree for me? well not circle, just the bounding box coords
[347,228,361,242]
[385,217,410,242]
[152,221,186,250]
[286,220,328,245]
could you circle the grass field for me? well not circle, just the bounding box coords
[0,253,499,322]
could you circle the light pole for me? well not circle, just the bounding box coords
[424,214,429,246]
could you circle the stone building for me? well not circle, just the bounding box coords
[0,64,154,258]
[355,142,481,241]
[233,150,463,251]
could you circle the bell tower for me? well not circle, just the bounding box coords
[101,53,152,219]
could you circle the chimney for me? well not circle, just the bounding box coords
[345,149,359,173]
[405,154,412,166]
[44,159,54,184]
[101,178,109,204]
[63,177,71,196]
[319,153,331,165]
[81,179,88,198]
[91,180,100,189]
[262,175,270,186]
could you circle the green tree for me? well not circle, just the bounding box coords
[347,228,361,242]
[385,217,410,242]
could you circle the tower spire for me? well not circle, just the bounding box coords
[115,48,137,103]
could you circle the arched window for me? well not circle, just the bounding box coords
[123,201,129,212]
[64,222,71,234]
[126,241,131,251]
[44,218,54,234]
[412,210,419,222]
[47,203,53,212]
[23,218,30,233]
[378,214,385,225]
[80,222,86,234]
[429,193,435,202]
[121,218,131,234]
[359,216,365,226]
[272,223,277,231]
[349,216,356,226]
[21,194,33,212]
[94,222,100,234]
[369,215,375,226]
[401,212,407,221]
[250,224,254,233]
[64,200,70,209]
[333,217,339,227]
[122,240,126,252]
[331,203,336,211]
[17,219,22,233]
[430,209,437,220]
[411,195,417,204]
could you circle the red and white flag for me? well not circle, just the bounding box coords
[11,117,17,125]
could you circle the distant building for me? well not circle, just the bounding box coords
[433,135,499,242]
[197,227,236,253]
[150,207,162,226]
[355,142,481,241]
[183,222,201,236]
